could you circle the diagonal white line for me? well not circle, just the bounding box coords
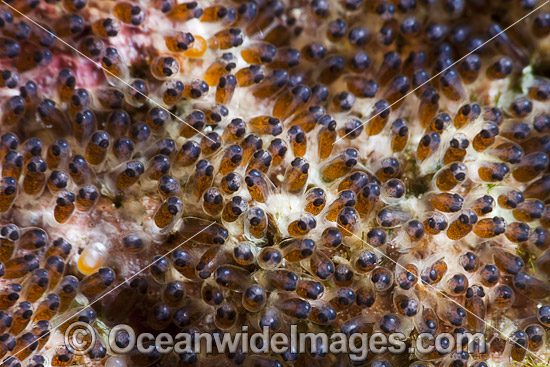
[0,0,215,143]
[336,223,545,363]
[335,0,550,143]
[7,221,216,360]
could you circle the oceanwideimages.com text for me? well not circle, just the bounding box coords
[65,322,486,361]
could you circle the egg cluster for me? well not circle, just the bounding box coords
[0,0,549,366]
